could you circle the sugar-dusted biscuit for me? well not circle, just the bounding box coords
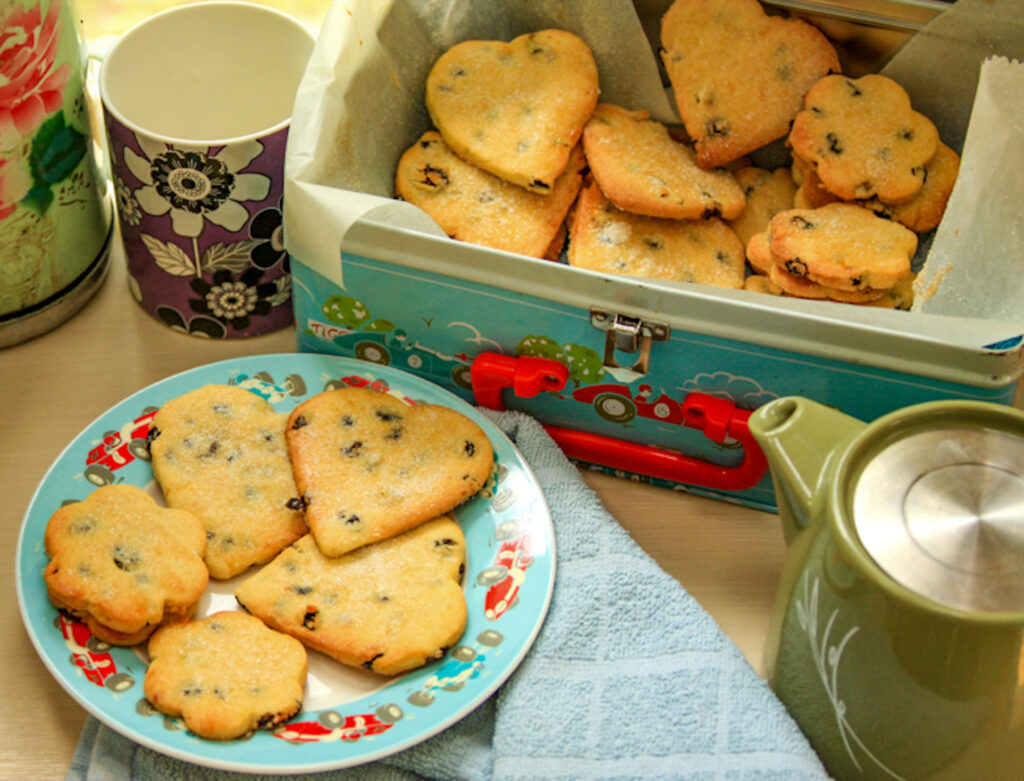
[861,273,916,310]
[543,221,568,261]
[768,202,917,291]
[149,384,307,580]
[581,103,745,220]
[766,260,889,303]
[793,140,958,233]
[395,130,586,258]
[235,517,467,676]
[794,182,835,210]
[748,224,905,303]
[743,274,780,295]
[788,74,939,204]
[860,142,960,233]
[43,484,208,646]
[568,178,746,288]
[285,387,492,558]
[144,611,307,740]
[790,154,841,210]
[745,229,775,275]
[660,0,840,169]
[726,166,798,247]
[425,29,599,193]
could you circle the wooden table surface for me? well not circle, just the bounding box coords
[0,247,789,779]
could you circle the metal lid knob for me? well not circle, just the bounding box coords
[852,427,1024,613]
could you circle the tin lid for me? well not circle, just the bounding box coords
[853,427,1024,613]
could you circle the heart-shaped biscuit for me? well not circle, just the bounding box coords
[395,130,587,257]
[425,29,599,193]
[660,0,840,169]
[285,387,493,558]
[582,104,746,220]
[568,177,746,288]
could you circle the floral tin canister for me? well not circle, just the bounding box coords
[0,0,113,347]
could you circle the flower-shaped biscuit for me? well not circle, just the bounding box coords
[788,74,940,204]
[144,611,307,740]
[581,104,746,220]
[43,484,209,645]
[768,202,918,291]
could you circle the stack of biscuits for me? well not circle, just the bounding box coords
[43,484,210,647]
[395,29,597,261]
[739,71,959,306]
[746,203,918,307]
[394,0,960,309]
[569,103,750,288]
[42,383,494,740]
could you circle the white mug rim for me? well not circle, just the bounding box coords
[98,0,314,148]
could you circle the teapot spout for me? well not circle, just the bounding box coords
[749,397,865,543]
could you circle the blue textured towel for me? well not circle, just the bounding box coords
[67,411,827,780]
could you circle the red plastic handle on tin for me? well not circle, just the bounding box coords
[470,352,768,491]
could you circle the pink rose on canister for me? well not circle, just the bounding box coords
[0,1,69,150]
[0,155,31,219]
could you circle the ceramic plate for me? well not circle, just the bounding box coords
[16,353,554,774]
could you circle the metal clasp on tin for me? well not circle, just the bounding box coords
[590,308,670,375]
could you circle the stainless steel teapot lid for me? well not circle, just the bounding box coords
[853,426,1024,613]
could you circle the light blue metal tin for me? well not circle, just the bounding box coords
[290,219,1023,512]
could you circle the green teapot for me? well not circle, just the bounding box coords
[749,397,1024,781]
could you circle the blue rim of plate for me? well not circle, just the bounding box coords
[16,353,555,775]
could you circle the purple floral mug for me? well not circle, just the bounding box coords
[98,2,314,338]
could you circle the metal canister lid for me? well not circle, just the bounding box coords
[853,426,1024,613]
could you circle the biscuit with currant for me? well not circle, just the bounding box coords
[149,384,307,580]
[791,154,840,210]
[748,223,900,303]
[568,177,746,288]
[581,103,745,220]
[860,142,960,233]
[788,74,939,204]
[768,202,917,291]
[726,166,798,247]
[660,0,840,169]
[234,517,466,676]
[766,261,890,303]
[395,130,586,258]
[860,273,916,310]
[285,387,492,558]
[144,611,307,740]
[43,484,208,645]
[743,274,780,296]
[425,29,599,193]
[744,229,775,276]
